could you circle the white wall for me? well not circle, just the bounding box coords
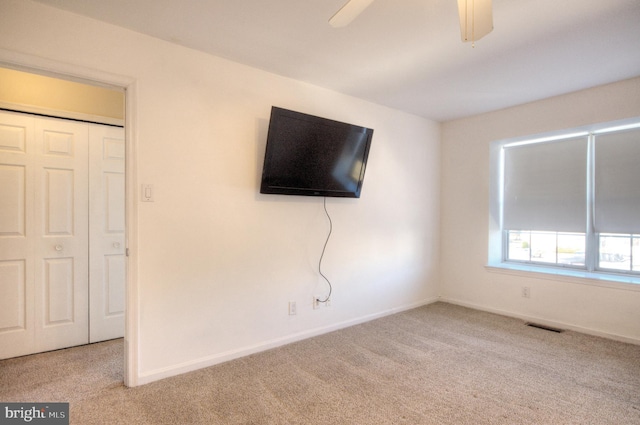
[441,77,640,343]
[0,0,440,384]
[0,67,124,124]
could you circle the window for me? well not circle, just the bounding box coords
[489,119,640,283]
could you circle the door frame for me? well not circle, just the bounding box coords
[0,49,140,387]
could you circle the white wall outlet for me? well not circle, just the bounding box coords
[313,296,320,310]
[288,301,297,315]
[522,287,531,298]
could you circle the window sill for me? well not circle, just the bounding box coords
[485,262,640,291]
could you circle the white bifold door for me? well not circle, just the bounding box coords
[88,124,126,343]
[0,111,125,360]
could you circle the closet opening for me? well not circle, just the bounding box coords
[0,65,129,383]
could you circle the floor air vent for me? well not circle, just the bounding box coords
[525,322,564,333]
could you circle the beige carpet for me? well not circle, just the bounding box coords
[1,302,639,424]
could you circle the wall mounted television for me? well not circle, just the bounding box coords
[260,107,374,198]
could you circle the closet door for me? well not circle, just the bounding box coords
[33,117,89,353]
[0,112,90,359]
[0,112,36,359]
[0,112,124,359]
[89,124,125,342]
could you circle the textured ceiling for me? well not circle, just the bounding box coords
[33,0,640,121]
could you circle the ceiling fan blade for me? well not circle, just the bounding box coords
[329,0,376,28]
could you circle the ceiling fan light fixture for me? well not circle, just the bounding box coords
[458,0,493,45]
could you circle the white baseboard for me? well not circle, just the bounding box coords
[137,297,440,386]
[439,296,640,346]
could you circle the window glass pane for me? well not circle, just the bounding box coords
[633,237,640,272]
[598,234,630,271]
[530,232,556,264]
[508,231,530,261]
[557,233,585,266]
[506,231,586,268]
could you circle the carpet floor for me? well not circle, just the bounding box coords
[1,302,639,424]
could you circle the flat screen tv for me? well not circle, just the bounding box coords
[260,107,373,198]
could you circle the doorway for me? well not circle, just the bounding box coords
[0,68,127,360]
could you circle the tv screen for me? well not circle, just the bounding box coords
[260,107,373,198]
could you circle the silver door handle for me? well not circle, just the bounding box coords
[55,244,63,251]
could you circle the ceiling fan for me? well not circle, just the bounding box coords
[329,0,493,44]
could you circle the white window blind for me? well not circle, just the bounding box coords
[503,137,588,232]
[594,127,640,234]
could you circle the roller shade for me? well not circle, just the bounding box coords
[503,137,588,232]
[594,128,640,234]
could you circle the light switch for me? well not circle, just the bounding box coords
[141,184,154,202]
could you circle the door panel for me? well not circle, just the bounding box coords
[44,257,75,324]
[0,112,35,359]
[0,123,27,152]
[34,118,89,354]
[0,164,26,236]
[89,124,125,343]
[44,168,75,234]
[0,260,26,331]
[105,255,126,314]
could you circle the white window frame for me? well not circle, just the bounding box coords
[488,117,640,288]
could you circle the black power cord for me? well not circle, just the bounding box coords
[317,197,333,303]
